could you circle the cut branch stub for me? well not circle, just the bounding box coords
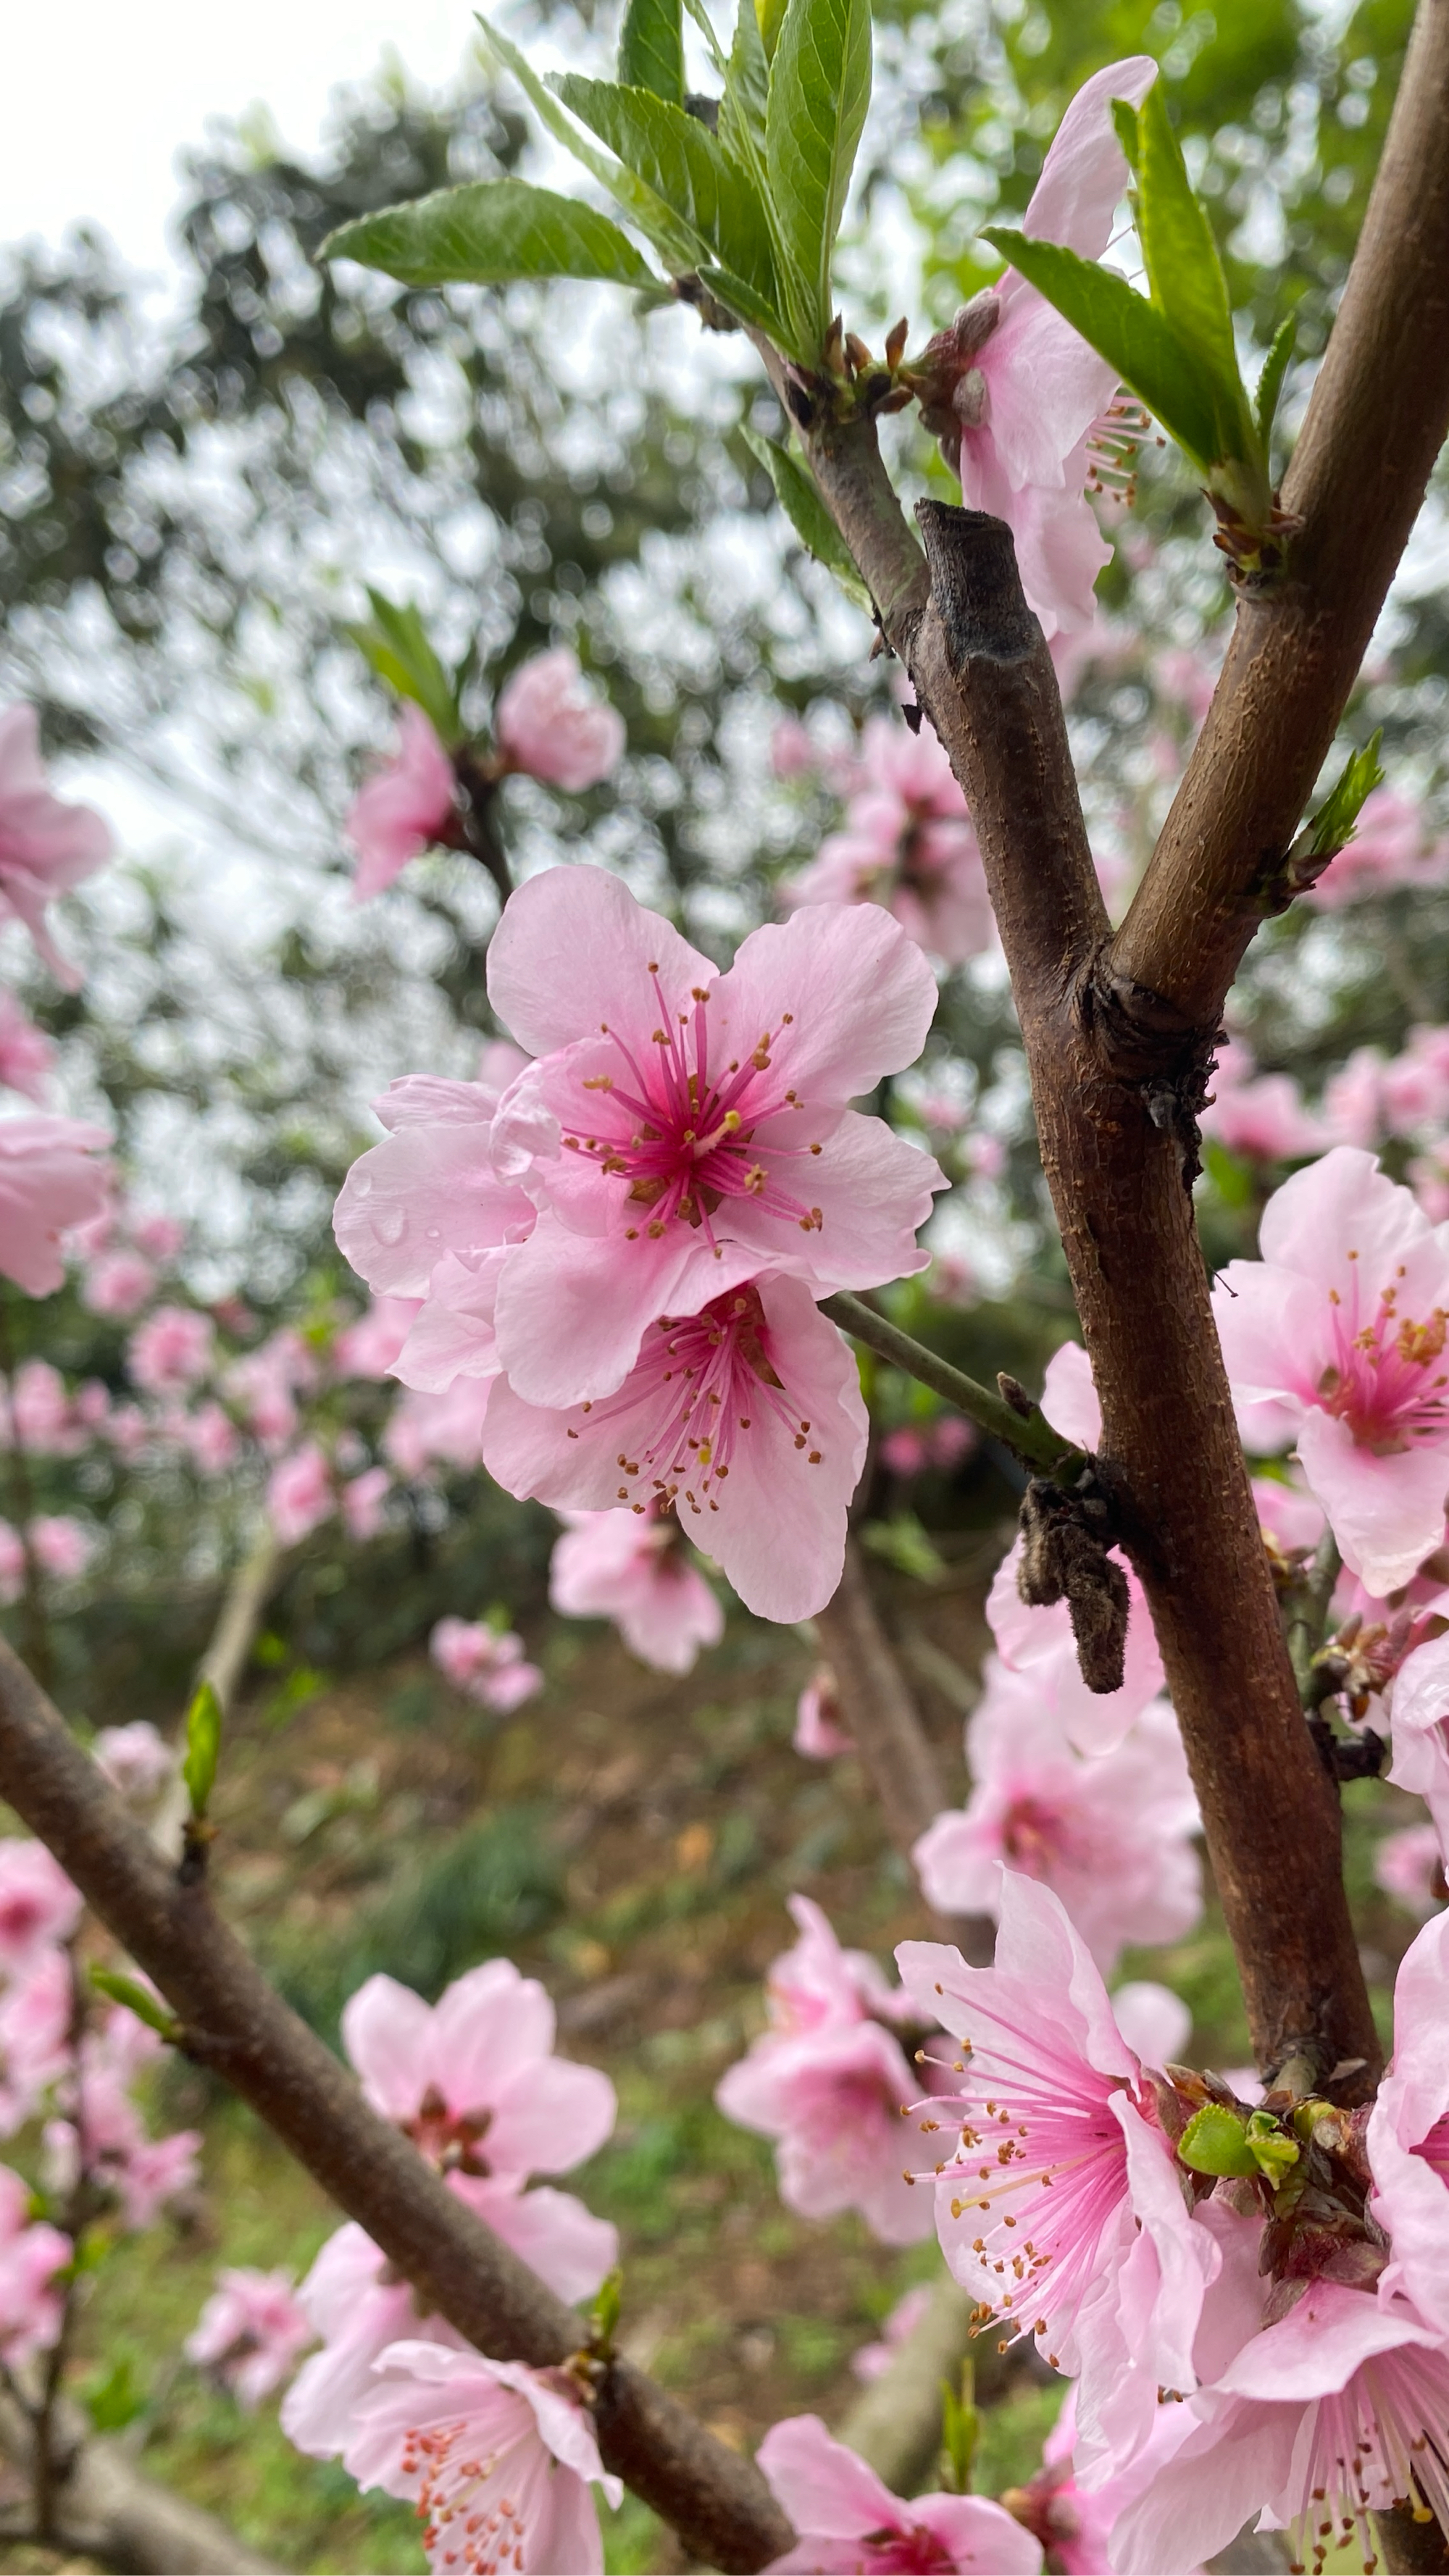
[1016,1472,1129,1697]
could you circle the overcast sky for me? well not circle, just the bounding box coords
[2,0,483,280]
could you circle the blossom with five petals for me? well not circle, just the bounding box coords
[482,1273,869,1621]
[185,2266,314,2408]
[483,866,943,1409]
[548,1504,723,1673]
[1213,1147,1449,1594]
[757,2414,1043,2573]
[495,647,625,793]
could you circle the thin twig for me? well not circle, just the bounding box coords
[820,1293,1080,1473]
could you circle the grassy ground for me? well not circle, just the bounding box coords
[0,1537,1426,2574]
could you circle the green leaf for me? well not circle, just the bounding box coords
[939,2362,978,2496]
[1245,2109,1300,2186]
[83,2357,148,2433]
[182,1678,222,1820]
[89,1967,178,2043]
[981,230,1225,474]
[618,0,684,102]
[551,77,778,305]
[741,424,872,608]
[1177,2102,1258,2179]
[756,0,790,58]
[1305,730,1385,863]
[476,17,702,275]
[1129,83,1250,460]
[323,180,658,302]
[765,0,872,353]
[588,2267,624,2354]
[1255,313,1297,456]
[861,1510,947,1584]
[348,588,462,748]
[720,0,771,191]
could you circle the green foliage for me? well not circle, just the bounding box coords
[618,0,685,104]
[182,1680,222,1820]
[1177,2100,1258,2177]
[550,76,783,331]
[1254,314,1298,455]
[740,426,872,607]
[939,2361,980,2494]
[83,2356,149,2434]
[476,16,703,276]
[979,233,1225,472]
[764,0,872,351]
[324,179,659,300]
[1305,730,1387,862]
[1119,83,1250,459]
[89,1968,179,2043]
[346,588,464,748]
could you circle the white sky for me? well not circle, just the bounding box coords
[1,1,484,280]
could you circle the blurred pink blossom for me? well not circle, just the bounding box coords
[1374,1821,1445,1918]
[0,1116,111,1295]
[43,2005,201,2231]
[0,1841,80,1971]
[382,1378,494,1478]
[127,1304,214,1394]
[28,1516,95,1581]
[1156,647,1219,728]
[1214,1148,1449,1594]
[1366,1907,1449,2334]
[82,1249,156,1318]
[341,1465,391,1542]
[344,2341,622,2576]
[548,1505,722,1674]
[495,648,625,793]
[0,995,53,1103]
[225,1331,316,1452]
[781,716,993,965]
[757,2414,1043,2574]
[130,1212,185,1262]
[1198,1045,1327,1163]
[1306,786,1449,908]
[429,1616,542,1713]
[185,2266,314,2407]
[178,1400,241,1477]
[0,1522,22,1607]
[8,1360,79,1455]
[0,2166,67,2367]
[850,2282,933,2383]
[0,706,112,988]
[333,1295,422,1380]
[93,1721,175,1805]
[346,706,456,903]
[770,716,821,780]
[1386,1631,1449,1860]
[0,1950,72,2133]
[267,1444,335,1547]
[793,1665,852,1760]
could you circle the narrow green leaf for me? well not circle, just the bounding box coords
[1255,313,1297,455]
[551,77,778,304]
[323,180,658,300]
[756,0,790,58]
[90,1967,178,2042]
[1177,2102,1258,2180]
[182,1678,222,1820]
[1305,730,1385,863]
[982,229,1225,472]
[618,0,684,102]
[475,17,702,274]
[1132,83,1252,463]
[1244,2109,1300,2187]
[698,262,798,346]
[348,589,462,747]
[741,423,872,608]
[720,0,770,187]
[1110,95,1140,175]
[765,0,872,353]
[681,0,728,71]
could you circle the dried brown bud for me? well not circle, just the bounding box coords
[1016,1474,1129,1694]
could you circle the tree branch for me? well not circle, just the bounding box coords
[1111,0,1449,1026]
[821,1292,1079,1471]
[0,1636,792,2575]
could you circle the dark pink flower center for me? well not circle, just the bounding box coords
[856,2522,958,2574]
[999,1793,1078,1874]
[568,1286,824,1526]
[1414,2111,1449,2184]
[1316,1258,1449,1451]
[404,2087,493,2178]
[561,971,822,1243]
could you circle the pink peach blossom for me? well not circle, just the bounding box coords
[1306,785,1449,908]
[346,706,456,903]
[897,1875,1219,2438]
[781,717,993,966]
[332,1295,422,1379]
[44,2005,201,2230]
[341,1959,616,2188]
[495,648,625,793]
[224,1331,314,1452]
[0,995,52,1103]
[793,1665,852,1760]
[428,1616,542,1713]
[7,1358,80,1455]
[28,1515,95,1581]
[131,1212,185,1261]
[717,2009,931,2246]
[1198,1045,1328,1163]
[81,1248,156,1318]
[383,1376,495,1477]
[1109,2283,1449,2575]
[127,1304,214,1394]
[1213,1147,1449,1594]
[0,1116,111,1295]
[1367,1907,1449,2335]
[1108,1980,1192,2070]
[984,1538,1165,1758]
[757,2414,1043,2574]
[280,2225,463,2461]
[341,1465,391,1541]
[483,867,943,1408]
[548,1504,722,1673]
[0,2167,67,2367]
[0,1841,80,1971]
[0,1949,72,2133]
[1374,1820,1445,1917]
[916,61,1158,637]
[267,1444,335,1547]
[186,2266,314,2407]
[93,1722,174,1805]
[766,1894,912,2036]
[333,1068,536,1364]
[483,1274,869,1623]
[914,1669,1200,1975]
[0,1522,22,1608]
[0,706,112,987]
[344,2340,622,2576]
[178,1400,241,1476]
[850,2282,932,2383]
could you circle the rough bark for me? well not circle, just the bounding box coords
[0,1636,793,2575]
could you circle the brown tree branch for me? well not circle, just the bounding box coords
[0,1636,793,2574]
[813,1539,995,1965]
[0,2386,286,2575]
[1111,0,1449,1025]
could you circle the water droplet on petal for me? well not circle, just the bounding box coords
[372,1208,406,1247]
